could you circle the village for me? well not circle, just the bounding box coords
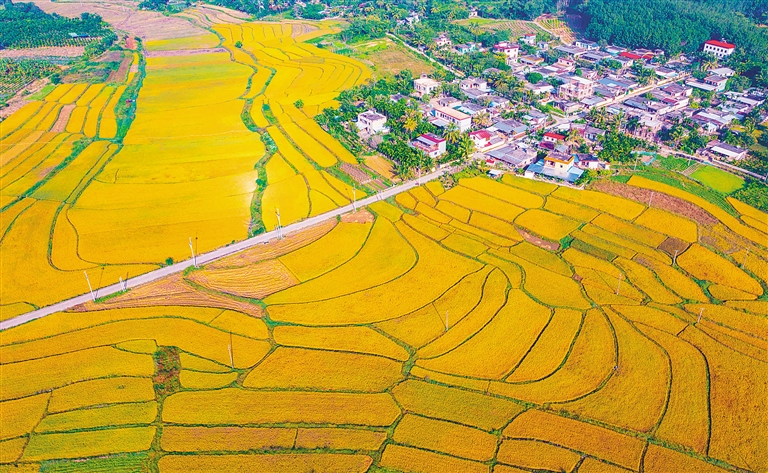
[351,31,765,184]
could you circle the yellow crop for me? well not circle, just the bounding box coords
[375,304,446,348]
[262,173,310,231]
[581,224,671,263]
[678,244,762,295]
[380,444,487,473]
[266,217,416,304]
[635,324,709,453]
[145,33,221,51]
[634,255,707,302]
[501,174,558,195]
[687,303,768,338]
[273,325,409,361]
[22,426,156,461]
[441,185,525,221]
[425,180,445,196]
[611,305,687,335]
[544,196,600,221]
[552,186,646,220]
[163,389,401,426]
[43,84,73,102]
[441,232,489,257]
[276,118,337,167]
[368,200,403,221]
[295,427,387,450]
[267,222,481,324]
[161,426,295,452]
[644,445,731,473]
[0,393,50,440]
[415,201,451,224]
[265,153,296,184]
[492,250,590,309]
[591,213,667,247]
[419,269,509,359]
[180,370,238,389]
[48,377,155,413]
[726,299,768,314]
[468,212,518,239]
[179,352,231,372]
[403,213,450,240]
[634,207,698,242]
[560,309,669,433]
[506,308,583,382]
[83,87,115,138]
[392,414,497,461]
[680,328,766,471]
[508,241,572,276]
[57,83,88,104]
[502,409,645,470]
[731,248,768,286]
[492,309,615,403]
[449,219,520,247]
[36,103,62,130]
[243,347,403,392]
[515,208,581,241]
[1,346,154,401]
[278,221,371,280]
[36,401,157,433]
[304,169,351,206]
[75,84,105,106]
[159,453,373,473]
[187,259,299,299]
[629,176,766,246]
[436,200,470,222]
[497,440,581,472]
[0,437,27,463]
[460,176,544,208]
[570,229,636,259]
[395,191,417,209]
[0,103,43,140]
[709,284,757,300]
[418,289,550,379]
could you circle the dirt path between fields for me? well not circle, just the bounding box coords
[144,48,229,58]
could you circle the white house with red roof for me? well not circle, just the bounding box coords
[540,131,566,150]
[468,129,505,152]
[410,133,447,158]
[703,40,735,59]
[493,41,520,63]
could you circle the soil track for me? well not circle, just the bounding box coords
[145,48,229,58]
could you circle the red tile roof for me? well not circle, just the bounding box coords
[619,52,642,60]
[705,39,735,49]
[543,132,565,140]
[469,130,492,139]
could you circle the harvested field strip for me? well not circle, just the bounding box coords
[186,259,299,299]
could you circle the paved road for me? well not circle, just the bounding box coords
[0,169,446,331]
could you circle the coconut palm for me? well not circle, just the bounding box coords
[401,108,421,135]
[444,123,461,144]
[455,134,476,163]
[474,111,492,128]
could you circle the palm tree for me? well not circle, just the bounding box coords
[626,116,641,133]
[455,134,476,163]
[474,111,492,128]
[444,123,461,144]
[402,108,420,135]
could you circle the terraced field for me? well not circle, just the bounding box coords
[2,174,765,472]
[0,21,371,317]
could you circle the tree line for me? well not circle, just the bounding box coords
[0,1,110,49]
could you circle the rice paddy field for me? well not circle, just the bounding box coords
[1,171,766,472]
[0,20,371,317]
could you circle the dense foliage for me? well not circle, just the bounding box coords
[732,179,768,212]
[0,58,58,102]
[0,1,109,49]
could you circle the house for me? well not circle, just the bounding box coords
[487,144,538,168]
[556,100,583,115]
[526,152,585,183]
[433,106,472,131]
[706,141,748,161]
[710,67,735,78]
[615,56,635,69]
[660,83,692,97]
[520,33,536,46]
[432,96,462,109]
[651,66,678,79]
[491,118,528,139]
[692,109,736,131]
[520,55,545,66]
[575,40,600,51]
[487,95,510,110]
[525,82,554,96]
[554,57,576,72]
[457,102,487,116]
[558,76,595,101]
[555,45,588,58]
[463,87,492,101]
[581,51,611,64]
[494,42,520,62]
[468,7,478,18]
[355,110,388,134]
[704,75,728,91]
[435,33,452,48]
[390,93,411,103]
[574,153,609,170]
[619,51,643,62]
[703,40,736,59]
[469,129,506,152]
[604,45,626,56]
[411,133,447,158]
[413,74,441,98]
[460,78,491,92]
[455,43,477,55]
[598,77,638,93]
[541,131,566,150]
[522,109,548,130]
[572,124,606,141]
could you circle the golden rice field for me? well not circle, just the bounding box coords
[0,21,371,316]
[1,173,766,472]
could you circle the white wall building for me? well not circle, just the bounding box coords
[703,40,735,58]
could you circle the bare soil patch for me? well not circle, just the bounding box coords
[340,162,373,184]
[517,227,560,251]
[0,79,48,119]
[70,273,265,318]
[658,237,690,258]
[107,51,131,83]
[341,209,374,224]
[205,220,337,270]
[51,104,76,132]
[186,259,299,300]
[145,48,228,58]
[0,46,85,58]
[591,181,718,226]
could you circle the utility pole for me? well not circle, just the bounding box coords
[742,248,750,268]
[353,186,357,212]
[228,332,234,369]
[84,270,95,302]
[189,237,197,268]
[673,249,679,266]
[616,273,623,295]
[648,191,654,207]
[697,307,704,324]
[276,208,283,239]
[119,276,127,292]
[445,311,449,332]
